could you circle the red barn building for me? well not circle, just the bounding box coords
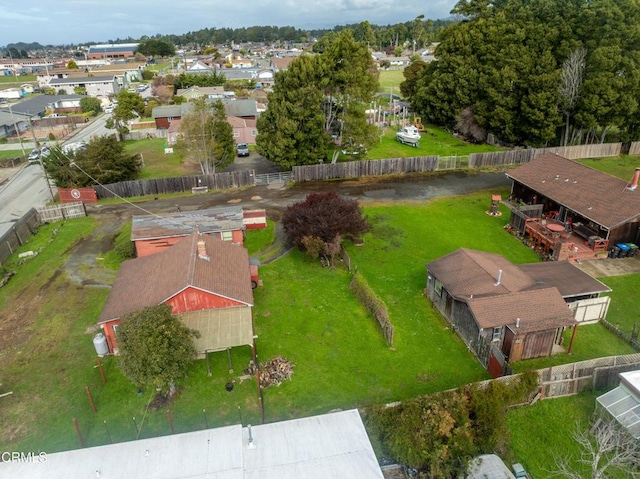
[98,232,254,356]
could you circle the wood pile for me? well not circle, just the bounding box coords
[244,356,294,388]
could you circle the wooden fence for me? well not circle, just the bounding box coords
[37,202,87,223]
[0,208,40,267]
[469,143,622,168]
[93,170,255,199]
[629,141,640,156]
[292,143,623,182]
[538,353,640,399]
[293,156,439,182]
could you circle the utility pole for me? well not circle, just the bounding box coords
[27,110,56,203]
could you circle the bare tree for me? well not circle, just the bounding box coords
[559,47,587,146]
[554,418,640,479]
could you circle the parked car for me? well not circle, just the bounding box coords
[236,143,250,157]
[27,149,40,163]
[512,463,531,479]
[104,104,114,114]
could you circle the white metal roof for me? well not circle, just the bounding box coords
[596,370,640,439]
[0,409,384,479]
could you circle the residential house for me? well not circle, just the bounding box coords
[48,75,118,97]
[2,94,83,117]
[228,116,257,145]
[596,370,640,439]
[0,110,30,139]
[0,410,385,479]
[131,205,246,257]
[98,231,254,355]
[152,99,258,132]
[187,60,212,72]
[425,248,603,372]
[507,153,640,247]
[176,86,227,100]
[270,56,295,71]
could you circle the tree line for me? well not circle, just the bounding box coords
[408,0,640,147]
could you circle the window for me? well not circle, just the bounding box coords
[434,279,443,296]
[221,231,233,241]
[233,131,240,137]
[251,130,258,136]
[492,327,502,342]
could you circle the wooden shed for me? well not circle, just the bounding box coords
[98,231,254,356]
[425,249,583,371]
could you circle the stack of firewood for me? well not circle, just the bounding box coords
[244,356,294,388]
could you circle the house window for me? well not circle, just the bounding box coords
[233,131,240,137]
[251,130,257,136]
[434,279,443,296]
[492,327,502,342]
[221,231,233,241]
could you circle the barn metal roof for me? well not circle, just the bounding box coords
[131,206,244,241]
[0,410,384,479]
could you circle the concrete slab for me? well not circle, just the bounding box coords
[575,256,640,277]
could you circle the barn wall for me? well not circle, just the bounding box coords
[101,319,121,354]
[167,287,245,314]
[181,306,253,354]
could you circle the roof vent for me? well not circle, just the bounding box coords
[495,269,503,286]
[554,175,560,180]
[564,178,569,183]
[197,240,210,261]
[516,317,521,328]
[627,168,640,191]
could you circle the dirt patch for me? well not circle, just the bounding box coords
[63,213,126,287]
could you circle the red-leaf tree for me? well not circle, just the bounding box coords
[282,192,369,253]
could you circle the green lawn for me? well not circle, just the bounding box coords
[378,70,405,96]
[1,188,637,457]
[578,155,640,181]
[0,149,26,159]
[362,125,502,160]
[506,391,599,478]
[124,138,191,179]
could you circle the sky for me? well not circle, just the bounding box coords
[0,0,458,47]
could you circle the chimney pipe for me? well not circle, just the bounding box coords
[197,240,210,261]
[516,317,520,328]
[247,424,255,449]
[628,168,640,191]
[495,269,502,286]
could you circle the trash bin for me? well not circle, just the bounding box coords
[626,243,638,257]
[610,247,620,258]
[617,243,630,257]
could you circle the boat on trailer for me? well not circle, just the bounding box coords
[396,125,421,147]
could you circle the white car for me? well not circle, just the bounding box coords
[62,141,87,155]
[104,105,114,114]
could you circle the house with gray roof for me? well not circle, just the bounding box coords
[48,75,118,97]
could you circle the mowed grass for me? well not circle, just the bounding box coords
[578,155,640,180]
[124,138,191,179]
[1,188,637,455]
[378,70,405,95]
[506,391,599,478]
[363,125,501,160]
